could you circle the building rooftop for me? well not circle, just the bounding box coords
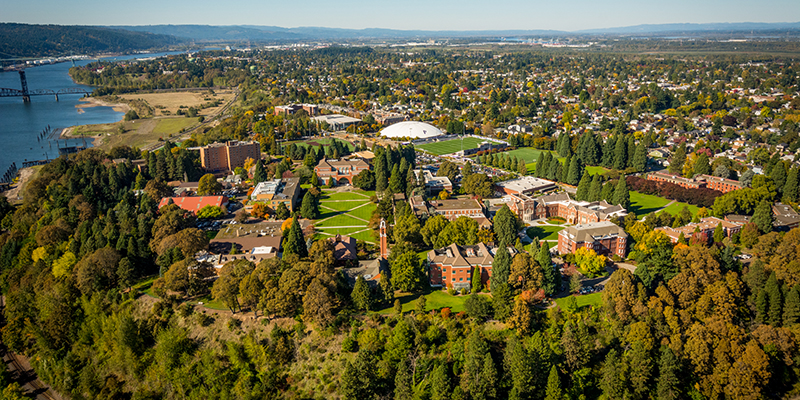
[428,198,483,211]
[560,221,628,243]
[495,176,556,194]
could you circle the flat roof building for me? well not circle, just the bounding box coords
[312,114,362,130]
[249,178,301,213]
[558,221,628,258]
[198,141,260,172]
[414,169,453,196]
[494,176,557,196]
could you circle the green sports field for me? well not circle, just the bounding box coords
[417,137,501,155]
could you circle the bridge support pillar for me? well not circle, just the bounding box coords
[55,94,58,101]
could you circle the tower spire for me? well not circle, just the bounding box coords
[380,218,388,260]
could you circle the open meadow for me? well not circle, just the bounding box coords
[119,90,235,116]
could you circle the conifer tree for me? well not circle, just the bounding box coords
[389,164,404,194]
[766,272,783,326]
[544,365,562,400]
[518,159,528,175]
[752,200,774,233]
[575,172,591,200]
[394,358,413,400]
[539,245,557,296]
[588,174,603,201]
[613,177,630,210]
[656,346,681,400]
[783,166,799,203]
[430,364,451,400]
[668,144,686,175]
[601,349,624,399]
[601,181,615,202]
[300,191,319,219]
[472,267,482,293]
[253,159,268,183]
[783,286,800,326]
[694,152,711,176]
[566,156,582,186]
[613,135,628,170]
[633,143,647,172]
[535,152,546,178]
[713,223,725,243]
[602,136,616,168]
[351,276,373,311]
[283,217,308,258]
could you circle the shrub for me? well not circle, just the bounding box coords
[197,313,214,327]
[228,318,242,331]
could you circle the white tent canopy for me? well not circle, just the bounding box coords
[380,121,443,139]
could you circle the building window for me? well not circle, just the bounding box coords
[459,278,463,281]
[442,269,446,273]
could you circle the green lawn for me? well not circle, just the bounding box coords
[315,214,368,228]
[316,227,368,237]
[321,191,372,201]
[373,290,469,314]
[319,199,371,212]
[354,189,376,197]
[349,203,377,220]
[152,117,197,135]
[585,166,609,176]
[660,202,700,217]
[629,191,672,216]
[417,137,501,155]
[350,229,377,243]
[527,225,565,241]
[555,292,603,310]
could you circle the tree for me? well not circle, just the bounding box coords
[494,205,519,247]
[340,350,378,399]
[196,205,224,219]
[713,222,725,243]
[394,358,414,400]
[352,169,376,191]
[391,251,424,292]
[694,152,711,176]
[575,172,591,201]
[421,215,449,247]
[351,276,373,311]
[275,202,290,219]
[303,278,334,326]
[600,349,625,400]
[657,346,681,400]
[144,179,173,200]
[632,143,647,172]
[508,294,534,335]
[462,173,493,197]
[566,156,582,186]
[471,267,483,293]
[509,253,543,291]
[538,245,557,296]
[253,159,268,183]
[588,174,603,201]
[783,167,799,203]
[544,365,562,400]
[283,217,307,258]
[613,178,630,210]
[300,191,319,219]
[430,364,451,400]
[197,173,222,195]
[668,143,686,175]
[574,247,606,276]
[751,200,775,235]
[765,272,783,326]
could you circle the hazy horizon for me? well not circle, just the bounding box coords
[4,0,800,32]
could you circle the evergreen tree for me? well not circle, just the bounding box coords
[539,245,557,296]
[283,218,308,258]
[601,181,615,202]
[544,365,562,400]
[566,156,582,186]
[493,283,513,321]
[694,152,711,176]
[472,267,482,293]
[613,135,628,170]
[783,166,799,203]
[535,152,546,178]
[627,340,653,398]
[601,349,624,400]
[756,289,768,325]
[351,276,373,311]
[300,191,319,219]
[656,346,681,400]
[394,358,413,400]
[575,172,591,200]
[588,174,603,201]
[505,336,536,400]
[627,135,637,169]
[253,159,268,183]
[752,200,774,233]
[602,136,616,168]
[558,133,571,157]
[389,164,404,194]
[668,144,686,175]
[771,161,788,191]
[430,364,451,400]
[632,143,647,172]
[517,159,528,175]
[766,272,783,326]
[375,149,389,192]
[494,205,518,247]
[613,178,630,210]
[713,223,725,243]
[783,286,800,326]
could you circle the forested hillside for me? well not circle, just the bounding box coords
[0,23,184,58]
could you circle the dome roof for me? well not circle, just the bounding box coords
[380,121,443,139]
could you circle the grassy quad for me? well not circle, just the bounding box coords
[315,214,367,228]
[319,200,371,212]
[660,201,700,217]
[372,290,469,314]
[417,137,501,155]
[629,191,672,216]
[527,225,565,241]
[321,191,372,201]
[282,137,355,151]
[555,292,603,310]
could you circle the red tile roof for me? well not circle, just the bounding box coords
[158,196,228,214]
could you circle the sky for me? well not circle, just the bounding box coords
[4,0,800,31]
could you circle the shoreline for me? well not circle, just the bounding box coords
[59,97,130,144]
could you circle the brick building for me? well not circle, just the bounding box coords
[158,196,228,215]
[646,171,744,194]
[198,141,260,172]
[557,221,628,258]
[506,192,627,224]
[428,243,516,291]
[494,176,557,196]
[274,104,319,116]
[314,158,371,185]
[423,198,492,228]
[655,217,743,243]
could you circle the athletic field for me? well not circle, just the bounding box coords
[417,137,501,155]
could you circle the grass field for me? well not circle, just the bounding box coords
[585,166,610,176]
[315,214,367,228]
[319,199,371,212]
[321,191,371,201]
[315,227,367,237]
[349,203,377,220]
[660,202,700,217]
[417,137,501,155]
[119,91,234,116]
[629,191,673,216]
[153,118,197,135]
[555,292,603,310]
[527,225,565,241]
[372,290,469,314]
[350,230,376,243]
[504,148,562,164]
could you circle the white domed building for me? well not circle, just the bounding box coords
[380,121,443,140]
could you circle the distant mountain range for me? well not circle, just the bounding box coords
[110,22,800,42]
[0,23,183,59]
[3,21,800,59]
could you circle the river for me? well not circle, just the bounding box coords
[0,51,184,176]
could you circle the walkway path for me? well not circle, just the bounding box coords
[314,188,375,243]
